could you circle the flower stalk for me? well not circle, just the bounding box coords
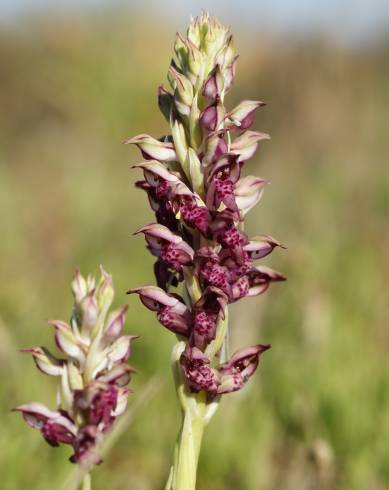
[82,474,92,490]
[127,12,285,489]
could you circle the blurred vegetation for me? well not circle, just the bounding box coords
[0,9,388,490]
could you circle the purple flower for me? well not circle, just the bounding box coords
[178,197,211,234]
[135,223,194,270]
[13,403,77,447]
[217,344,271,393]
[191,286,228,349]
[127,286,192,336]
[195,247,232,295]
[180,347,220,394]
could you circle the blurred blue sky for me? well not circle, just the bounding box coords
[1,0,389,43]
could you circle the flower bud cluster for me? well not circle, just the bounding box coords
[128,13,285,397]
[15,268,136,468]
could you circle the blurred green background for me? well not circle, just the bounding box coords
[1,1,389,489]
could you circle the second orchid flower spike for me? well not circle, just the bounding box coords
[15,268,138,489]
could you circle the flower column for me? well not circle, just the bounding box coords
[127,13,285,490]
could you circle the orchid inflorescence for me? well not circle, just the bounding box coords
[14,268,136,474]
[127,12,285,489]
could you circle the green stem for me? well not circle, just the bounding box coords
[171,397,206,490]
[81,473,91,490]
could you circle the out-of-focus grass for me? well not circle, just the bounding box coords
[0,10,388,490]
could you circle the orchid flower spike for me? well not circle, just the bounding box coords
[14,268,137,479]
[127,11,286,490]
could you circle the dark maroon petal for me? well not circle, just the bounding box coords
[192,310,218,347]
[213,222,249,249]
[179,201,210,234]
[91,387,118,428]
[203,262,230,291]
[154,259,181,290]
[192,287,228,348]
[42,419,76,447]
[206,177,238,213]
[74,384,118,429]
[219,247,252,281]
[157,307,191,336]
[70,426,102,466]
[160,242,193,270]
[215,178,238,211]
[231,275,250,300]
[180,347,220,394]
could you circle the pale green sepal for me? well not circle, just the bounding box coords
[171,116,189,178]
[186,148,203,196]
[188,93,202,150]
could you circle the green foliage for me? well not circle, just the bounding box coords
[0,11,388,489]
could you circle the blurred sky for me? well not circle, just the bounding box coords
[1,0,389,44]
